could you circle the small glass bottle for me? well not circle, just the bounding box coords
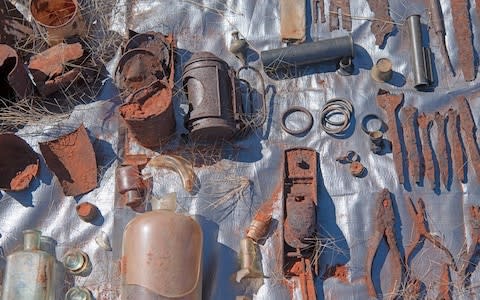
[121,193,203,300]
[2,230,64,300]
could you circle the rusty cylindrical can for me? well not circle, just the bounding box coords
[30,0,86,45]
[182,52,242,142]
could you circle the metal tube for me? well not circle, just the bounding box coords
[261,35,354,70]
[407,15,433,89]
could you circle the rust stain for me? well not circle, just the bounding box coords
[451,0,476,81]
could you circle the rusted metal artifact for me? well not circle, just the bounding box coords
[457,96,480,183]
[76,202,99,222]
[28,42,84,96]
[118,32,175,148]
[401,106,421,185]
[407,15,434,89]
[460,205,480,287]
[312,0,326,24]
[365,189,402,299]
[279,0,306,43]
[417,113,435,189]
[30,0,86,45]
[261,34,354,73]
[447,108,465,183]
[427,0,454,75]
[404,197,456,270]
[183,52,243,142]
[2,230,64,300]
[437,264,451,300]
[329,0,352,31]
[434,112,449,188]
[281,106,314,136]
[39,124,97,197]
[0,133,39,191]
[320,98,354,137]
[450,0,476,81]
[229,31,248,65]
[371,58,393,83]
[0,45,34,98]
[336,151,366,177]
[376,90,405,184]
[366,0,395,46]
[283,148,318,300]
[117,164,148,209]
[361,114,387,154]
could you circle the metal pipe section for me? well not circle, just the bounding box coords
[261,34,354,70]
[407,15,433,89]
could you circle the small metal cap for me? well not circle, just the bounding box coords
[76,202,99,222]
[371,58,393,82]
[65,287,93,300]
[350,161,366,177]
[63,249,92,276]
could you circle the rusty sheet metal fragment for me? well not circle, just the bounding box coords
[457,96,480,183]
[0,44,34,98]
[366,0,395,46]
[28,42,84,96]
[329,0,352,31]
[460,206,480,286]
[312,0,326,24]
[283,148,317,300]
[0,1,33,47]
[451,0,476,81]
[365,189,402,299]
[427,0,454,75]
[447,108,465,183]
[280,0,306,43]
[39,124,97,196]
[434,112,449,188]
[376,89,405,184]
[418,113,435,188]
[401,106,421,185]
[437,264,452,300]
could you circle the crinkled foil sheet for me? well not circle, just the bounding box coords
[2,0,480,299]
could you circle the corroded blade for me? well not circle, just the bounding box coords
[451,0,476,81]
